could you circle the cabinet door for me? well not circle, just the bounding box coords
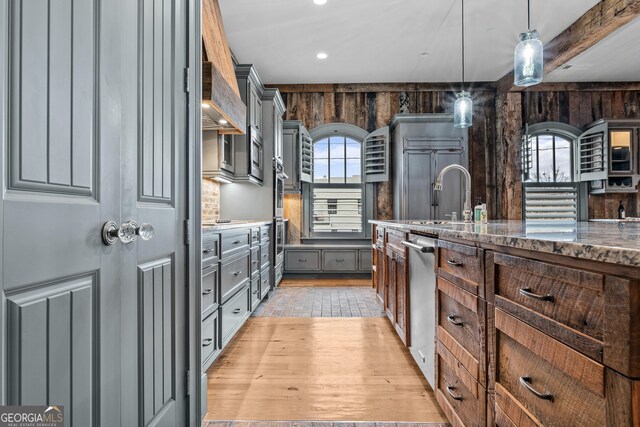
[283,129,299,191]
[386,249,397,324]
[220,133,234,173]
[395,252,409,346]
[299,127,313,183]
[404,150,434,219]
[577,123,608,182]
[376,247,386,305]
[254,95,263,135]
[250,136,264,181]
[364,126,390,182]
[275,115,284,165]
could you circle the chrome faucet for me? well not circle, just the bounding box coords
[434,164,472,223]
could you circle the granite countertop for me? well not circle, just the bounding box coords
[202,219,272,232]
[370,220,640,267]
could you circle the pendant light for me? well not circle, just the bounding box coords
[514,0,543,86]
[454,0,472,129]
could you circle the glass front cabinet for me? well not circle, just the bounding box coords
[581,119,640,194]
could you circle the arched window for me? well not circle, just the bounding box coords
[307,124,369,237]
[522,122,585,222]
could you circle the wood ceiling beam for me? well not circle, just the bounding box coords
[497,0,640,94]
[269,82,497,94]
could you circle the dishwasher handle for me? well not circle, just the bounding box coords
[401,240,435,253]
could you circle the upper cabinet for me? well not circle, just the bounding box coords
[578,119,640,194]
[263,88,285,169]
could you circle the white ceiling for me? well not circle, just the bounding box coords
[546,16,640,82]
[218,0,600,84]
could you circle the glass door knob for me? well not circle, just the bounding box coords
[136,223,154,241]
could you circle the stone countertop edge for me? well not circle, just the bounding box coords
[202,220,273,232]
[370,220,640,268]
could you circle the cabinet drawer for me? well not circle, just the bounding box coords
[493,252,605,361]
[495,309,605,427]
[201,311,218,368]
[221,285,250,346]
[260,243,270,270]
[274,263,283,286]
[386,229,407,255]
[437,277,485,385]
[323,250,357,271]
[220,229,251,259]
[250,247,260,277]
[436,341,486,427]
[261,267,271,299]
[220,253,250,303]
[285,249,320,271]
[250,228,260,247]
[259,225,270,243]
[201,265,219,316]
[250,276,261,311]
[359,249,372,271]
[202,234,219,269]
[438,240,483,296]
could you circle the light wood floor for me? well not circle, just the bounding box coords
[205,318,447,423]
[280,278,372,287]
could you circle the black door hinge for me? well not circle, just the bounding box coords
[185,369,191,396]
[184,67,190,93]
[184,219,191,246]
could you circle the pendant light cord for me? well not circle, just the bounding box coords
[527,0,531,30]
[461,0,465,90]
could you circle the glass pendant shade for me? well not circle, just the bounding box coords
[453,91,472,129]
[514,30,543,87]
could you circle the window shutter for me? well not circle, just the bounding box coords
[523,184,578,223]
[577,123,608,182]
[521,125,532,181]
[300,128,313,183]
[363,126,389,183]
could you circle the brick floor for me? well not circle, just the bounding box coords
[252,287,385,318]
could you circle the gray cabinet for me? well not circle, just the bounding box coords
[283,121,313,192]
[203,130,236,182]
[285,249,321,270]
[390,114,468,220]
[284,245,372,273]
[323,250,358,271]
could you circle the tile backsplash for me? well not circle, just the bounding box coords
[202,178,220,222]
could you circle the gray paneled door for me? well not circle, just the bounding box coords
[0,0,189,426]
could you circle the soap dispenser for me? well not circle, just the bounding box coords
[474,198,482,223]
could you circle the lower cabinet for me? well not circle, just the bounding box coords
[201,310,220,371]
[221,284,251,347]
[261,266,271,299]
[284,245,372,273]
[250,275,261,311]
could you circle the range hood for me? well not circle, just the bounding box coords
[202,0,246,134]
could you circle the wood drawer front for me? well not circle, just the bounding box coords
[438,240,483,296]
[250,228,260,246]
[201,311,218,367]
[250,276,261,311]
[220,229,251,259]
[496,309,605,427]
[261,267,271,299]
[250,247,260,277]
[359,249,372,271]
[260,243,270,270]
[323,250,358,271]
[202,234,219,269]
[438,277,484,385]
[221,285,250,345]
[494,253,605,361]
[259,225,270,242]
[220,253,250,303]
[436,343,486,427]
[285,249,320,271]
[201,265,219,316]
[386,229,407,255]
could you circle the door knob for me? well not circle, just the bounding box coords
[101,220,154,245]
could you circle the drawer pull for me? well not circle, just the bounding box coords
[203,248,215,254]
[298,258,307,262]
[253,290,259,294]
[336,259,345,262]
[232,240,242,245]
[402,240,434,253]
[519,376,554,402]
[446,259,463,267]
[233,271,242,276]
[202,338,213,347]
[262,233,268,237]
[446,385,463,401]
[202,289,213,295]
[447,315,464,327]
[253,260,259,264]
[519,288,555,303]
[232,308,241,314]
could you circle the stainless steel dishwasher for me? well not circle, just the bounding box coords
[401,234,437,388]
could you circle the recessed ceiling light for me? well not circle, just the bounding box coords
[218,119,228,125]
[316,52,328,60]
[313,0,327,5]
[202,103,210,109]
